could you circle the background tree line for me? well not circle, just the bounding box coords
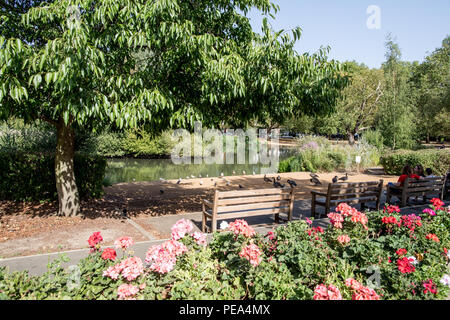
[283,34,450,149]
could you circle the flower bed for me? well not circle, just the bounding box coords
[0,200,449,300]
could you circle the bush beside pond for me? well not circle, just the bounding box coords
[0,152,106,201]
[279,136,380,173]
[1,201,448,300]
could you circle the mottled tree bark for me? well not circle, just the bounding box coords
[55,119,80,216]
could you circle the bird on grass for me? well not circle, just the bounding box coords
[338,173,348,182]
[310,177,322,185]
[264,175,272,183]
[332,176,338,183]
[287,179,297,188]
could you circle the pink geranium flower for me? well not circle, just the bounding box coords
[228,219,256,238]
[239,244,263,267]
[171,219,194,240]
[191,232,207,246]
[145,240,188,274]
[114,236,134,250]
[337,234,351,246]
[117,283,139,300]
[313,284,343,300]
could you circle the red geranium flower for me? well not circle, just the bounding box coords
[88,231,103,248]
[397,257,415,274]
[101,248,117,261]
[396,248,407,256]
[430,198,444,210]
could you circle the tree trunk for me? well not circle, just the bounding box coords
[55,119,80,216]
[348,132,355,145]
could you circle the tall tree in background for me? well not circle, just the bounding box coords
[332,62,384,145]
[0,0,347,216]
[376,34,416,149]
[410,36,450,142]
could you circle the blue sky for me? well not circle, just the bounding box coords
[246,0,450,68]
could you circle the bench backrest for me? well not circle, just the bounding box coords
[212,188,294,219]
[404,176,446,196]
[326,180,384,201]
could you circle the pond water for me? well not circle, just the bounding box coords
[105,146,297,184]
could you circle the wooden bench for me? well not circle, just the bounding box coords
[444,173,450,200]
[386,176,446,207]
[311,180,384,218]
[202,188,295,233]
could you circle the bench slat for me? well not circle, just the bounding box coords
[330,181,381,188]
[217,194,291,206]
[217,200,290,213]
[217,207,289,220]
[217,188,289,198]
[316,196,377,204]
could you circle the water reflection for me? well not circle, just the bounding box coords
[105,147,296,183]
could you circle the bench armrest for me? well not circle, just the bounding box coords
[203,199,213,208]
[311,191,327,197]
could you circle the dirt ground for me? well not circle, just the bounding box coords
[0,171,398,258]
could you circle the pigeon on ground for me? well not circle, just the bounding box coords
[239,184,244,189]
[273,180,285,188]
[310,177,322,185]
[264,175,272,183]
[199,180,203,185]
[121,208,127,218]
[309,173,319,179]
[160,189,164,194]
[287,179,297,188]
[332,176,338,183]
[338,173,348,181]
[177,178,182,184]
[276,175,281,181]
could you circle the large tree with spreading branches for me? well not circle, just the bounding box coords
[0,0,348,216]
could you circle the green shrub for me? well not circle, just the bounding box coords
[0,152,106,201]
[380,149,450,175]
[278,136,380,173]
[361,130,385,151]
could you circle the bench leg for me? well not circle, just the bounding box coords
[311,194,316,219]
[202,204,207,233]
[211,215,217,233]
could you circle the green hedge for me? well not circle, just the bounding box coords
[380,149,450,175]
[0,152,107,201]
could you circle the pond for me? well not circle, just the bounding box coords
[105,146,297,184]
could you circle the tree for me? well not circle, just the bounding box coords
[410,36,450,142]
[332,62,384,145]
[0,0,347,216]
[376,34,416,149]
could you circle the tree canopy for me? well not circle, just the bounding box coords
[0,0,348,215]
